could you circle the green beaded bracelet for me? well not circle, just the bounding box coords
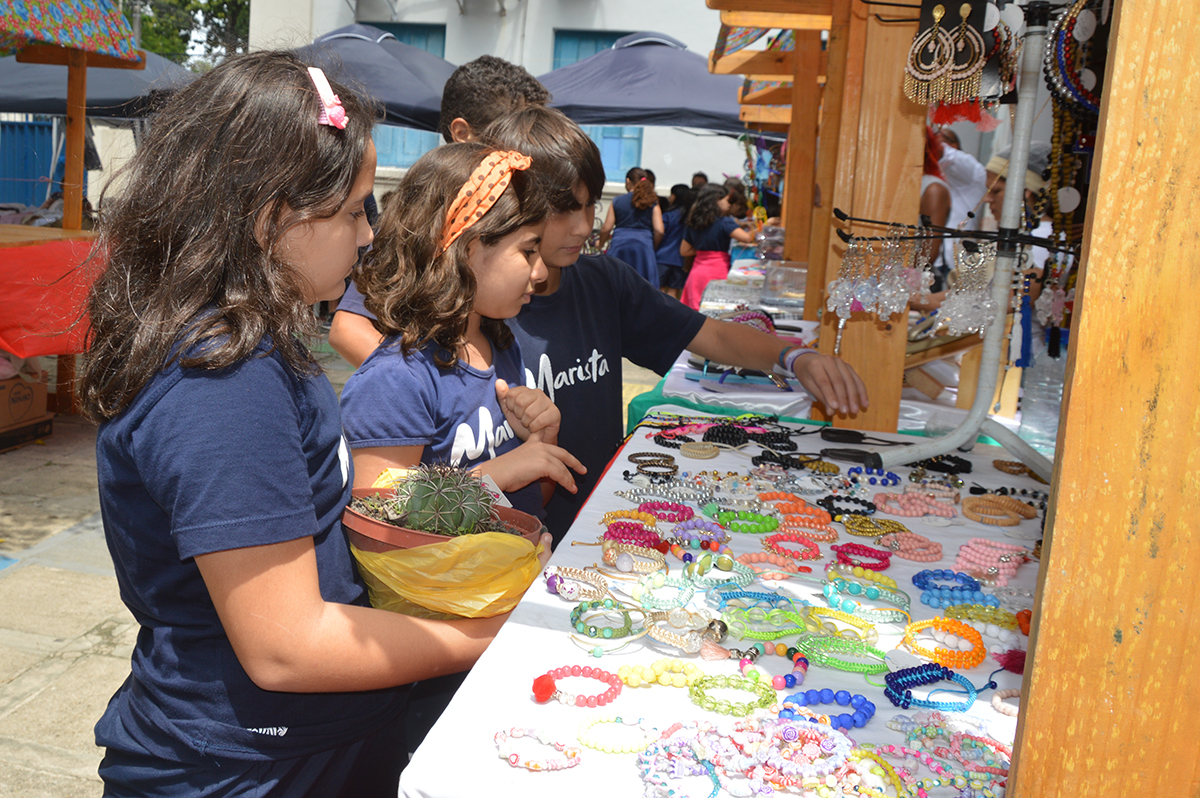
[715,510,780,534]
[795,634,889,674]
[570,599,634,639]
[688,674,777,716]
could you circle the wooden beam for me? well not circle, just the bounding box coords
[720,10,833,30]
[16,44,145,70]
[710,49,794,76]
[780,30,822,262]
[1008,0,1200,792]
[813,5,921,432]
[739,83,793,105]
[744,122,790,135]
[707,0,831,13]
[805,0,863,327]
[739,105,791,124]
[62,48,87,233]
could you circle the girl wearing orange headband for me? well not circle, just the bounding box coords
[342,143,585,515]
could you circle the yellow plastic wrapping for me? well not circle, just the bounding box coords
[350,533,545,619]
[350,468,543,619]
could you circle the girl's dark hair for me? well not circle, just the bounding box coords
[686,184,730,230]
[358,142,548,369]
[79,50,376,422]
[480,106,605,209]
[669,184,695,214]
[626,168,657,210]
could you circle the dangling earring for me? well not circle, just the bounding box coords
[946,3,986,105]
[905,4,955,104]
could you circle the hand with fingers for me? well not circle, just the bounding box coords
[791,353,870,416]
[479,441,586,496]
[495,379,561,445]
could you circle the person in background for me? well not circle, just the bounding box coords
[437,54,549,144]
[655,183,694,299]
[920,128,953,294]
[936,127,989,274]
[692,171,708,189]
[679,184,755,309]
[597,166,663,285]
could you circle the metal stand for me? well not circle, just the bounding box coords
[870,1,1055,482]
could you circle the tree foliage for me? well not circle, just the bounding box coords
[124,0,249,69]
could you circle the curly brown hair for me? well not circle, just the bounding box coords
[626,167,658,210]
[357,142,548,369]
[79,51,377,422]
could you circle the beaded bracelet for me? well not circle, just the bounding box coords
[780,688,877,732]
[736,551,809,579]
[618,658,701,689]
[601,509,658,528]
[803,606,880,644]
[825,562,898,589]
[846,749,907,798]
[795,634,889,674]
[679,441,720,459]
[531,664,623,707]
[628,451,675,465]
[602,521,662,549]
[874,491,957,518]
[543,566,608,602]
[961,495,1037,526]
[878,531,943,562]
[645,608,714,654]
[816,494,876,519]
[847,466,900,487]
[830,542,892,571]
[991,687,1020,717]
[494,727,582,771]
[688,673,778,716]
[631,571,695,610]
[884,663,977,711]
[841,514,910,539]
[823,579,910,624]
[668,541,734,571]
[709,585,796,612]
[569,598,637,640]
[944,603,1017,629]
[758,491,833,523]
[721,606,807,642]
[638,500,694,523]
[954,538,1030,586]
[906,453,972,474]
[913,569,998,609]
[577,714,659,754]
[601,542,667,574]
[763,531,821,561]
[683,556,755,589]
[638,737,720,798]
[734,646,809,692]
[714,509,779,534]
[902,617,987,670]
[673,517,731,544]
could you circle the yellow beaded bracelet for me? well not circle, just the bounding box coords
[576,714,658,754]
[618,658,701,688]
[601,510,657,528]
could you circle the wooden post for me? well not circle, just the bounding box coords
[804,0,862,321]
[1008,0,1200,793]
[813,10,923,430]
[780,30,822,265]
[63,49,87,233]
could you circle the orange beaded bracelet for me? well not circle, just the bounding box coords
[901,617,987,669]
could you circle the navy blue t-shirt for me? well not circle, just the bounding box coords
[340,336,543,519]
[684,216,739,253]
[508,255,706,539]
[94,343,405,762]
[656,207,686,267]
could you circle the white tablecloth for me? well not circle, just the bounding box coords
[399,411,1041,798]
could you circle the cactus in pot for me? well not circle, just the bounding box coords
[351,464,509,537]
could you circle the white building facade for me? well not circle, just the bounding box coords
[248,0,748,194]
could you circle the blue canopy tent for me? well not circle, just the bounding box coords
[294,24,456,133]
[0,50,191,117]
[537,31,751,136]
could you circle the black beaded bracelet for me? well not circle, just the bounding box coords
[653,433,693,449]
[703,425,749,448]
[906,454,973,474]
[816,495,877,519]
[749,430,798,452]
[751,450,817,471]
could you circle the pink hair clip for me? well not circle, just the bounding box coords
[307,67,347,130]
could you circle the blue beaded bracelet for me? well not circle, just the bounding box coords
[912,568,981,592]
[847,466,900,487]
[883,663,977,712]
[780,688,876,732]
[920,589,1000,609]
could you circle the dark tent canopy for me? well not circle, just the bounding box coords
[537,31,748,135]
[0,51,192,118]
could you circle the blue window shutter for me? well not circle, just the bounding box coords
[364,23,446,169]
[552,30,644,180]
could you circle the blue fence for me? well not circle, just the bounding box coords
[0,120,56,207]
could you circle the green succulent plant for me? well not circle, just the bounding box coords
[352,464,505,536]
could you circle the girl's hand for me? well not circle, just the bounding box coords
[791,352,870,416]
[479,441,585,494]
[495,379,561,445]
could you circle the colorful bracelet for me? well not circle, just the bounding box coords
[638,500,694,523]
[531,664,623,707]
[569,598,637,640]
[831,542,892,571]
[494,727,582,771]
[714,509,779,534]
[901,617,987,670]
[961,495,1037,526]
[618,658,701,689]
[816,494,876,519]
[848,466,900,487]
[601,542,667,574]
[721,606,807,642]
[576,714,658,754]
[823,579,910,624]
[803,606,880,644]
[841,514,911,539]
[795,635,889,674]
[736,551,810,579]
[601,509,658,528]
[631,571,694,610]
[763,531,822,561]
[781,688,877,731]
[825,562,898,589]
[602,521,662,548]
[688,673,778,717]
[543,566,608,602]
[884,663,977,712]
[878,531,943,562]
[673,517,731,544]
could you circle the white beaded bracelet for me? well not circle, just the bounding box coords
[494,727,583,771]
[991,688,1021,717]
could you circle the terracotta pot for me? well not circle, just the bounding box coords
[342,486,545,553]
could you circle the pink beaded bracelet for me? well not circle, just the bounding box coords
[831,542,892,571]
[494,727,583,771]
[954,538,1030,586]
[878,531,943,562]
[531,664,623,707]
[874,491,957,518]
[603,521,661,548]
[639,500,695,523]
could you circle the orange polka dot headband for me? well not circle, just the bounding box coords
[438,150,533,255]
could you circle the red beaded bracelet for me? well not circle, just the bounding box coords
[638,500,695,523]
[532,664,623,708]
[830,542,892,571]
[763,531,822,561]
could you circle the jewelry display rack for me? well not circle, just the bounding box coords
[859,0,1058,482]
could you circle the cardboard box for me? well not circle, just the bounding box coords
[0,413,53,454]
[0,376,48,430]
